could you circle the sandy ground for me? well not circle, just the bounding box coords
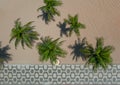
[0,0,120,64]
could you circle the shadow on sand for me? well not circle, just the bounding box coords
[57,21,70,37]
[68,37,87,61]
[37,11,55,24]
[0,42,12,68]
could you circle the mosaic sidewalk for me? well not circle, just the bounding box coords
[0,64,120,85]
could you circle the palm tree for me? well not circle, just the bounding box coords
[0,42,11,68]
[80,37,114,72]
[64,14,85,37]
[37,0,62,24]
[9,18,39,49]
[37,36,67,65]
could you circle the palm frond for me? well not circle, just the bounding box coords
[82,37,114,72]
[9,19,39,49]
[37,36,67,64]
[64,14,85,37]
[96,37,104,49]
[38,0,62,23]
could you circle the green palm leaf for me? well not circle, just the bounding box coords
[9,19,39,49]
[38,0,62,23]
[64,14,85,37]
[81,37,114,72]
[37,36,67,64]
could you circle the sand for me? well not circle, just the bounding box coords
[0,0,120,64]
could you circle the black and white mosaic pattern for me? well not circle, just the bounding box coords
[0,64,120,85]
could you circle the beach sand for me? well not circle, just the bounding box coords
[0,0,120,64]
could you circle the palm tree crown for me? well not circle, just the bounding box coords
[80,37,114,72]
[37,36,67,64]
[37,0,62,23]
[9,18,39,49]
[64,14,85,37]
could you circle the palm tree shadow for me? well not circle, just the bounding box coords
[0,42,12,68]
[68,37,87,61]
[37,11,55,24]
[57,22,69,37]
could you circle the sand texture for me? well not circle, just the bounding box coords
[0,0,120,64]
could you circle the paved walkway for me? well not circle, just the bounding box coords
[0,64,120,85]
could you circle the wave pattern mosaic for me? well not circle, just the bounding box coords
[0,65,120,85]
